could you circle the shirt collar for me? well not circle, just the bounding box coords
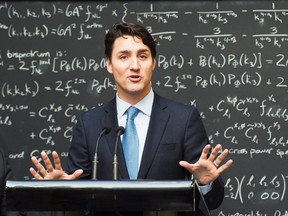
[116,89,154,118]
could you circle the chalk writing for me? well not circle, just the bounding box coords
[1,1,288,215]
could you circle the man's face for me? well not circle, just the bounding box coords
[106,35,156,104]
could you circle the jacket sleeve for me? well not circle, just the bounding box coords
[183,107,225,210]
[0,150,14,216]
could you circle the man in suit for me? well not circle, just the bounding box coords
[30,22,233,215]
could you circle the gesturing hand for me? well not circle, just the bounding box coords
[29,151,83,180]
[179,144,233,185]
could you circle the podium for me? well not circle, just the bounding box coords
[6,180,211,215]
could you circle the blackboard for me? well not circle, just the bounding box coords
[1,1,288,215]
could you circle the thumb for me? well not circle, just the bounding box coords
[70,169,83,179]
[179,161,199,171]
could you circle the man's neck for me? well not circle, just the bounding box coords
[117,88,151,105]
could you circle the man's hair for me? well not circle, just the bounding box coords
[105,22,157,60]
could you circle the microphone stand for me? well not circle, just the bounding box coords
[113,126,125,180]
[92,127,111,180]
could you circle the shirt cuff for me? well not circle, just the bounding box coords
[198,182,213,195]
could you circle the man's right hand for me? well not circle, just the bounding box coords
[29,150,83,180]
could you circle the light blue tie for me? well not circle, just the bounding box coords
[122,106,139,180]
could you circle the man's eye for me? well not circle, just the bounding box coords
[120,56,127,60]
[140,55,147,60]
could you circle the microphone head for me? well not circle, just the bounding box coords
[103,127,112,135]
[99,127,112,136]
[116,126,125,136]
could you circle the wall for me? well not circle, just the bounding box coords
[1,1,288,215]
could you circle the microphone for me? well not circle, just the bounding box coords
[92,126,111,180]
[113,126,125,180]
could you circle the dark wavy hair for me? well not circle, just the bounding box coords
[105,22,157,60]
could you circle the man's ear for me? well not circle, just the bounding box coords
[152,58,156,70]
[106,57,113,74]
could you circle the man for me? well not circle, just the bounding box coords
[30,22,233,215]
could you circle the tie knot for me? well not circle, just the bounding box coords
[126,106,139,120]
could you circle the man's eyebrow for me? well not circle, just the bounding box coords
[117,49,150,54]
[138,48,150,53]
[118,50,129,54]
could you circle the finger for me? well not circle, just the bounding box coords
[31,156,47,175]
[41,151,54,172]
[52,151,63,171]
[29,167,43,180]
[199,144,211,160]
[179,161,190,168]
[208,144,222,162]
[70,169,83,179]
[217,159,233,174]
[179,161,199,172]
[214,148,229,165]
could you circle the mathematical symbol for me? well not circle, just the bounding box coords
[190,100,196,106]
[29,112,36,117]
[30,132,36,139]
[266,79,272,85]
[112,10,117,16]
[8,65,15,70]
[44,86,52,90]
[187,59,193,66]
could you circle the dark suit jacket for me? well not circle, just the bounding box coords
[67,93,224,213]
[0,149,13,216]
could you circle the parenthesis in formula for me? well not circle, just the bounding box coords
[52,57,58,73]
[1,82,7,98]
[33,81,39,97]
[52,4,57,15]
[179,55,184,68]
[83,56,87,71]
[8,24,12,38]
[252,53,257,68]
[209,73,214,86]
[239,53,244,67]
[208,55,212,68]
[235,176,245,204]
[256,52,262,68]
[241,71,246,85]
[220,53,226,68]
[122,3,128,22]
[220,72,226,85]
[72,57,76,71]
[255,72,261,86]
[7,4,12,19]
[42,24,48,38]
[281,174,286,201]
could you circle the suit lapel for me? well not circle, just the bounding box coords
[138,94,169,179]
[102,98,129,179]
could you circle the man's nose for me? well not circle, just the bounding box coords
[129,57,140,70]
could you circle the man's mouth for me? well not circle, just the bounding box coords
[129,75,141,81]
